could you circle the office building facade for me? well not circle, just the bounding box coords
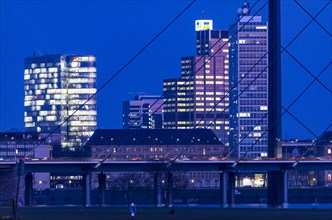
[122,95,163,129]
[24,54,97,151]
[163,20,229,145]
[229,3,269,158]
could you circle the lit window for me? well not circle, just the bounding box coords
[254,126,261,131]
[261,152,267,157]
[253,133,261,137]
[71,62,80,67]
[256,26,267,30]
[260,106,268,111]
[239,113,250,117]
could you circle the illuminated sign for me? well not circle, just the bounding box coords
[195,20,213,31]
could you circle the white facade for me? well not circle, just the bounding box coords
[229,13,269,158]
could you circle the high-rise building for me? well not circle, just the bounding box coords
[163,20,229,145]
[229,3,269,158]
[122,95,163,129]
[24,54,97,151]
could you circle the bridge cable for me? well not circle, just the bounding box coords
[24,0,197,158]
[94,0,263,166]
[122,0,261,130]
[233,58,330,165]
[167,0,331,167]
[294,0,332,38]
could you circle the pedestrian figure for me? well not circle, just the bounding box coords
[129,203,136,220]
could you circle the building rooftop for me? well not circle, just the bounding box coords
[85,129,222,146]
[0,132,44,142]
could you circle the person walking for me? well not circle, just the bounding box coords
[129,203,136,220]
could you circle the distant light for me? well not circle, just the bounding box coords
[38,180,42,184]
[256,26,267,30]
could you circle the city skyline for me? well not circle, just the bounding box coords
[163,20,230,145]
[0,0,331,140]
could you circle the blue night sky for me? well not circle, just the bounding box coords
[0,0,331,140]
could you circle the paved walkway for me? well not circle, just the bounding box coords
[1,206,332,220]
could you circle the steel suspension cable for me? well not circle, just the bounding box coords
[282,47,332,94]
[124,0,262,129]
[25,0,197,157]
[294,0,332,38]
[167,1,331,166]
[96,0,264,165]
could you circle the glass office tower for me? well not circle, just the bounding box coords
[122,95,163,129]
[163,20,229,145]
[229,3,269,158]
[24,54,97,151]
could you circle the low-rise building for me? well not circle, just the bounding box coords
[86,129,225,189]
[0,132,51,205]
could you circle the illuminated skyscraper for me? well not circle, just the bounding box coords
[163,20,229,145]
[24,54,97,151]
[122,95,163,129]
[229,3,269,158]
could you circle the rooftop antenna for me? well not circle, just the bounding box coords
[242,1,250,15]
[238,1,251,17]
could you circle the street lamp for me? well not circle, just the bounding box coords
[190,179,195,188]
